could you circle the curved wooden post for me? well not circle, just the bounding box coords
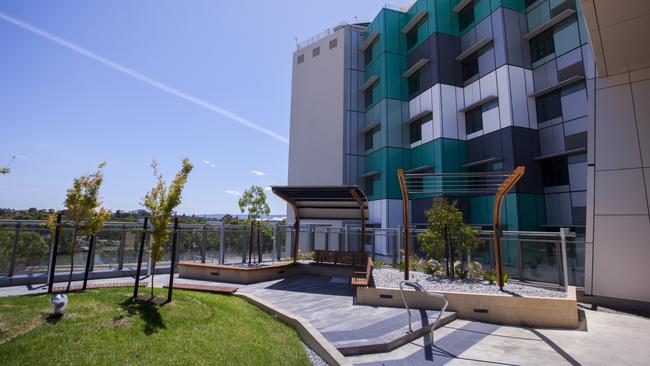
[272,188,300,263]
[493,166,525,290]
[397,169,410,280]
[350,189,367,260]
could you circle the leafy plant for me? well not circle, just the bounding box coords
[238,186,271,265]
[423,259,441,275]
[455,268,468,279]
[468,261,485,279]
[484,268,497,285]
[45,163,111,292]
[373,260,384,269]
[503,271,510,284]
[296,250,314,261]
[142,158,193,299]
[396,262,407,271]
[417,198,479,277]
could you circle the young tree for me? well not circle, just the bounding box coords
[142,158,193,299]
[417,198,478,277]
[45,163,111,291]
[238,186,270,265]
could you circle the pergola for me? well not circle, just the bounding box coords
[397,166,525,289]
[271,186,369,263]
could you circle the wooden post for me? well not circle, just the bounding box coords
[493,166,525,290]
[47,213,62,294]
[133,217,148,299]
[166,217,179,303]
[397,169,410,280]
[272,188,300,263]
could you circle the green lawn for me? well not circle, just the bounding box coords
[0,288,311,365]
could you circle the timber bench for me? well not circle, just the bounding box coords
[351,256,373,287]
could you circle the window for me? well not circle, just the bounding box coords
[312,47,320,57]
[408,70,421,97]
[409,113,432,144]
[364,176,377,196]
[542,157,570,187]
[536,90,562,122]
[462,53,479,81]
[530,29,555,63]
[407,27,418,49]
[364,44,374,66]
[465,106,483,134]
[297,54,304,64]
[365,84,375,108]
[364,126,379,151]
[329,38,337,49]
[525,0,538,7]
[458,2,475,32]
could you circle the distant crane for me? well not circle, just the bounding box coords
[1,155,21,174]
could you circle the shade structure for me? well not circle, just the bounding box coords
[271,185,368,263]
[397,167,525,289]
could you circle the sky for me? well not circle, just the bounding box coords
[0,0,390,215]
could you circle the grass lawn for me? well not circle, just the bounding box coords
[0,287,311,365]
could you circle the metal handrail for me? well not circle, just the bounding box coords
[399,280,448,342]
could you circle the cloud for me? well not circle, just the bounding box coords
[225,190,241,196]
[251,170,265,176]
[0,12,289,144]
[202,159,215,168]
[13,154,27,159]
[264,186,272,191]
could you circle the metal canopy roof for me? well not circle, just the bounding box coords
[271,185,368,221]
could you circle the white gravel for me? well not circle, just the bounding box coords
[373,267,566,298]
[303,343,328,366]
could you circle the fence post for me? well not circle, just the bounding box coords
[219,222,225,264]
[201,225,207,263]
[133,218,148,299]
[82,235,95,290]
[560,228,569,290]
[47,213,62,294]
[167,217,179,303]
[344,224,349,252]
[395,225,402,265]
[308,224,314,251]
[325,227,330,251]
[371,229,376,261]
[8,222,20,277]
[272,223,278,261]
[517,235,523,281]
[118,224,126,270]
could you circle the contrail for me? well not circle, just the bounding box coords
[0,12,289,144]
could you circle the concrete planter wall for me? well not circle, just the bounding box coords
[356,286,579,329]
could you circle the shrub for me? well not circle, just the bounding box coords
[484,268,497,285]
[455,268,468,279]
[468,261,485,279]
[423,259,441,275]
[396,262,407,271]
[296,251,314,261]
[503,272,510,284]
[373,261,384,269]
[408,253,422,271]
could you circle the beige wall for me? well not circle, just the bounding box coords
[288,29,347,188]
[581,1,650,303]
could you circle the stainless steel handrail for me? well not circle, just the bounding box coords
[399,280,448,343]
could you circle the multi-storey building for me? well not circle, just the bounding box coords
[290,0,590,233]
[288,0,650,305]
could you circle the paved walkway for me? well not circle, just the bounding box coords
[2,274,650,365]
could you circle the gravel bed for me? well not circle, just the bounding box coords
[373,267,566,298]
[303,343,328,366]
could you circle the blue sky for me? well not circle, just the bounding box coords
[0,0,388,214]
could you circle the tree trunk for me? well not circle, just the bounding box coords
[444,227,450,277]
[66,235,78,292]
[248,221,254,265]
[151,260,156,299]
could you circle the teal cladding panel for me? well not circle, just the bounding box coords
[469,193,546,230]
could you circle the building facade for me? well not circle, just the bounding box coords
[289,0,650,304]
[290,0,590,233]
